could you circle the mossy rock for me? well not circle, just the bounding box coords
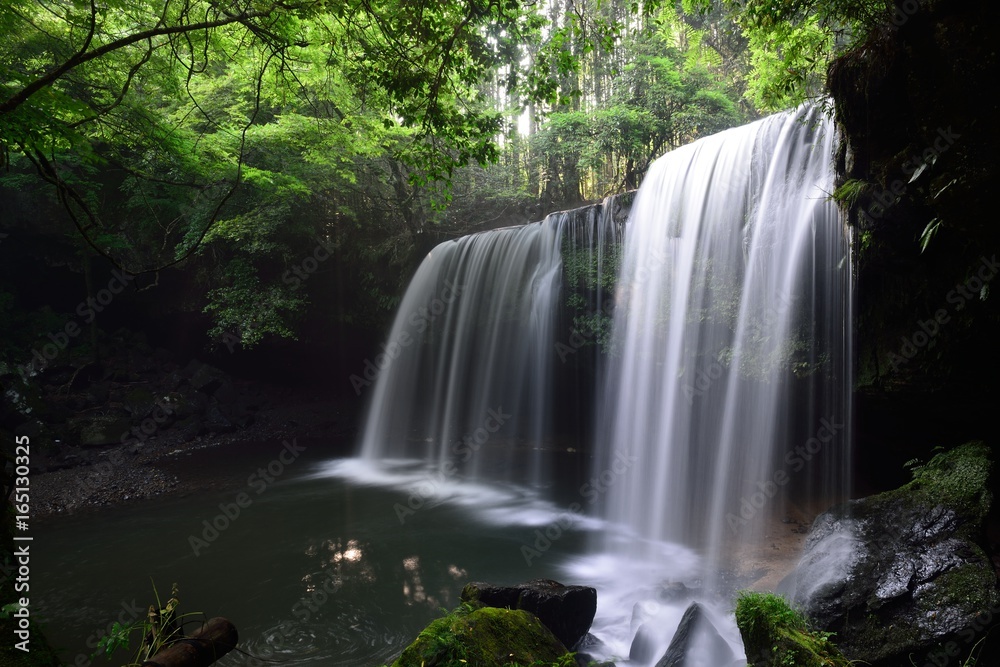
[123,387,157,417]
[735,591,850,667]
[391,603,572,667]
[891,440,992,524]
[782,441,999,665]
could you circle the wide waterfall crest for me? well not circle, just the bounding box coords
[574,104,852,665]
[357,199,622,486]
[596,103,851,561]
[347,104,852,667]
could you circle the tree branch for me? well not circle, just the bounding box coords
[0,3,280,116]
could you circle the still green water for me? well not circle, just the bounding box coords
[34,455,586,667]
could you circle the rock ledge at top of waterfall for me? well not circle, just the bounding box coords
[780,441,998,666]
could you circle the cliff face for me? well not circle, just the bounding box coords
[829,0,1000,478]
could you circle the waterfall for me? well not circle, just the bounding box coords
[351,104,852,666]
[570,104,853,663]
[595,104,852,569]
[357,200,623,485]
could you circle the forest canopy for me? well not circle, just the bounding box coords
[0,0,892,351]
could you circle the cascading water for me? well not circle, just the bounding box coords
[575,105,853,664]
[347,104,851,666]
[357,200,622,486]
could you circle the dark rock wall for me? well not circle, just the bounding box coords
[830,0,1000,483]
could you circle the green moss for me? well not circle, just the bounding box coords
[892,441,992,525]
[735,591,850,667]
[831,441,998,663]
[930,562,996,611]
[391,603,571,667]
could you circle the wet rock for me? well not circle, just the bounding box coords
[172,415,203,440]
[780,442,998,666]
[165,389,207,419]
[574,633,614,667]
[629,623,657,663]
[658,581,693,603]
[461,579,597,649]
[655,602,734,667]
[233,412,255,429]
[212,378,237,404]
[189,363,226,393]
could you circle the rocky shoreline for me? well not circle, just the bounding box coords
[2,329,359,519]
[29,393,356,519]
[29,388,357,519]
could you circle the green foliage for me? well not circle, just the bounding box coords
[898,441,992,521]
[832,178,869,208]
[391,603,572,667]
[0,0,565,345]
[735,591,848,667]
[529,4,745,199]
[685,0,891,111]
[203,260,305,348]
[0,0,751,350]
[918,218,942,254]
[94,582,203,667]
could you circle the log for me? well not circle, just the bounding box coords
[141,617,238,667]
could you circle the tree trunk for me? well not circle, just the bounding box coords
[140,617,237,667]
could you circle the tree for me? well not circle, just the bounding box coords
[0,0,550,347]
[0,0,542,273]
[684,0,891,110]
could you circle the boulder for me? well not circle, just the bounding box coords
[735,591,850,667]
[188,363,226,393]
[655,602,735,667]
[780,441,998,665]
[629,623,657,663]
[159,391,195,420]
[122,387,157,418]
[574,633,615,667]
[461,579,597,649]
[391,604,568,667]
